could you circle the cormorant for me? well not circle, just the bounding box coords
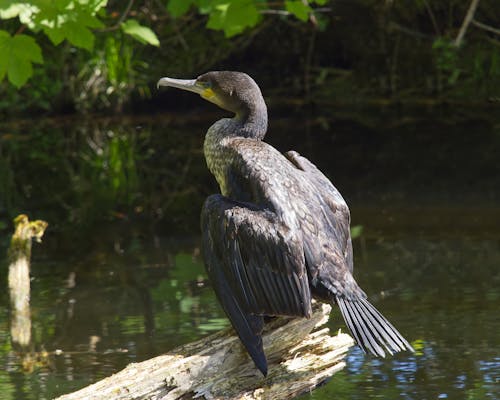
[158,71,414,376]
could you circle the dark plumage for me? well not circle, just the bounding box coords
[158,71,414,376]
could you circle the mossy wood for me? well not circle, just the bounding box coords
[8,214,48,349]
[56,302,353,400]
[8,214,48,265]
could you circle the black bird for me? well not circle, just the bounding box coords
[157,71,414,376]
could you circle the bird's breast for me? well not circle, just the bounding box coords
[203,131,237,197]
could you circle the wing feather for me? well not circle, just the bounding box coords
[284,150,354,273]
[201,194,312,375]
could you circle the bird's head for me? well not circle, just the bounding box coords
[157,71,264,118]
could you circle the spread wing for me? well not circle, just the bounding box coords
[201,194,312,375]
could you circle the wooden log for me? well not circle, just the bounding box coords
[56,302,354,400]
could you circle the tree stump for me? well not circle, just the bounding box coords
[56,302,354,400]
[8,214,48,350]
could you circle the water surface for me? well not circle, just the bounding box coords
[0,108,499,399]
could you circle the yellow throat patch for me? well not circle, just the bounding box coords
[201,88,216,100]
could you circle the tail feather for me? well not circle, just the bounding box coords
[336,296,414,357]
[336,296,362,348]
[358,297,412,352]
[340,298,384,357]
[355,299,399,354]
[349,299,388,357]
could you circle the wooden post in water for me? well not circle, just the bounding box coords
[8,214,48,351]
[56,301,354,400]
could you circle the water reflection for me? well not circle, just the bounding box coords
[0,111,499,399]
[1,225,497,399]
[319,234,500,400]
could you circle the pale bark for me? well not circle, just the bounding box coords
[56,302,354,400]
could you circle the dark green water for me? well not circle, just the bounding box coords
[0,107,499,399]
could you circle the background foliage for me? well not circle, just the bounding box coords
[0,0,499,115]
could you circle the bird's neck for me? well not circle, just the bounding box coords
[203,103,267,195]
[237,99,268,140]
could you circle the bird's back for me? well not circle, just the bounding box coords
[220,137,363,300]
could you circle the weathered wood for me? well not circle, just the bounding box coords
[56,302,354,400]
[8,214,48,350]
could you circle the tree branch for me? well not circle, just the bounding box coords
[454,0,481,47]
[98,0,135,33]
[471,19,500,36]
[423,0,440,36]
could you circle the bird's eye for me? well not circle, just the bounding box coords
[197,79,212,89]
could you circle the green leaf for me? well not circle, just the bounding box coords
[285,0,312,22]
[0,1,28,19]
[34,1,104,49]
[206,0,260,37]
[0,31,9,82]
[194,0,214,14]
[205,3,228,30]
[121,19,160,46]
[11,33,43,63]
[64,20,96,50]
[167,0,194,17]
[8,53,33,87]
[45,28,66,46]
[0,31,43,87]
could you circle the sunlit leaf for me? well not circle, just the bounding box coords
[0,1,36,23]
[63,20,96,50]
[0,30,10,79]
[206,0,260,37]
[205,3,228,31]
[11,33,43,63]
[0,31,43,87]
[121,19,160,47]
[34,1,104,49]
[195,0,214,14]
[7,56,31,88]
[45,28,65,46]
[285,0,312,22]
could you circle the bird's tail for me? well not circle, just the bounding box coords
[335,295,414,357]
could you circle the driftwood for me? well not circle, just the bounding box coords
[56,302,354,400]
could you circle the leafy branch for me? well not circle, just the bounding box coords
[0,0,160,88]
[167,0,330,37]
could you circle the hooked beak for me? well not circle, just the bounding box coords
[157,77,204,95]
[157,76,225,109]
